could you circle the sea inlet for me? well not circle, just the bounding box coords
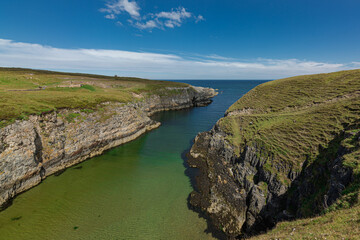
[0,80,266,240]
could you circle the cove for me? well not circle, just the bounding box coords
[0,80,267,239]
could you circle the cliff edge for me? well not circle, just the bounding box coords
[0,68,217,209]
[188,69,360,239]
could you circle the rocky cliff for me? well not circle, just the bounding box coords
[0,86,217,209]
[188,70,360,239]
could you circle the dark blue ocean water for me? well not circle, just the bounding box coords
[0,80,268,240]
[170,80,269,133]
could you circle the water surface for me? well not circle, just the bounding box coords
[0,80,267,239]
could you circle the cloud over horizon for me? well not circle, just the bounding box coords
[0,39,357,79]
[100,0,203,30]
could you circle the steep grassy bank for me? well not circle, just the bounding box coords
[188,69,360,238]
[223,69,360,176]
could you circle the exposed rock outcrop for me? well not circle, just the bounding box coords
[0,86,217,209]
[188,126,285,238]
[187,68,360,239]
[188,122,358,239]
[186,69,360,239]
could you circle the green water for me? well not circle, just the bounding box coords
[0,81,267,239]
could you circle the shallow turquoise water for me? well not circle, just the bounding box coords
[0,80,267,240]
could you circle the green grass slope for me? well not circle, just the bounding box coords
[0,68,188,128]
[251,204,360,239]
[217,69,360,239]
[220,69,360,179]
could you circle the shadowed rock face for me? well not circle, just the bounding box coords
[188,123,357,239]
[188,127,285,237]
[0,86,217,209]
[187,69,360,239]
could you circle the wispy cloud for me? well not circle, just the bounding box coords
[134,20,158,30]
[156,7,192,29]
[0,39,357,79]
[205,54,236,61]
[105,14,116,20]
[156,7,191,22]
[195,15,205,23]
[100,0,140,19]
[101,1,202,30]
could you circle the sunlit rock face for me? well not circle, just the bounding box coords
[0,86,217,208]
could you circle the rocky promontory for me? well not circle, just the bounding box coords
[188,69,360,239]
[0,68,217,209]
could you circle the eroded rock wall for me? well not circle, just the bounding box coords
[0,86,217,208]
[188,122,356,238]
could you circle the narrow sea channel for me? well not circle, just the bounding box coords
[0,80,267,240]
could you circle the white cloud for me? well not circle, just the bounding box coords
[156,7,192,22]
[101,1,202,30]
[151,7,192,30]
[164,21,175,28]
[0,39,357,79]
[135,20,159,30]
[105,14,116,19]
[101,0,140,19]
[205,54,236,61]
[195,15,205,23]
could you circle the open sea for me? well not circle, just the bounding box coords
[0,80,268,240]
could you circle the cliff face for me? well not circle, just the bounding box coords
[188,125,357,238]
[189,127,288,237]
[0,86,217,208]
[188,70,360,238]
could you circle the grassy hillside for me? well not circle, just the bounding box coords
[251,204,360,239]
[0,68,188,128]
[220,69,360,179]
[217,69,360,238]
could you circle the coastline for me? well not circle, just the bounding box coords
[0,86,217,210]
[186,70,360,239]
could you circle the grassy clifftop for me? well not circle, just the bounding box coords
[220,69,360,176]
[228,69,360,114]
[0,68,188,128]
[217,69,360,238]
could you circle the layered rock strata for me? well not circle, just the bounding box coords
[0,86,217,208]
[188,123,358,239]
[188,117,360,239]
[188,69,360,239]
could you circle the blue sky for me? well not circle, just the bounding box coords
[0,0,359,79]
